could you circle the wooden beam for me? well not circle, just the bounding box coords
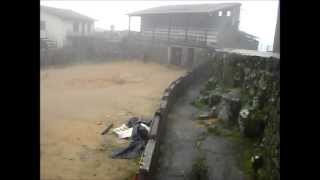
[168,15,172,41]
[204,29,208,46]
[128,16,131,32]
[152,17,156,43]
[101,124,114,135]
[185,14,190,41]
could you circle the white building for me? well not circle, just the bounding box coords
[40,6,95,48]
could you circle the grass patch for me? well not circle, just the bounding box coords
[190,154,209,180]
[207,126,222,136]
[195,132,207,149]
[123,156,141,180]
[206,123,235,137]
[124,170,137,180]
[206,122,255,179]
[237,145,253,178]
[229,131,255,179]
[191,98,207,109]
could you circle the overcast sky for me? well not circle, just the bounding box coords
[40,0,279,51]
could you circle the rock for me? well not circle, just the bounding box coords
[216,100,232,124]
[96,121,102,125]
[217,89,241,124]
[239,106,266,138]
[209,106,217,118]
[205,77,218,90]
[207,88,225,106]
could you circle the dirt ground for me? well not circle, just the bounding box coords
[40,60,186,180]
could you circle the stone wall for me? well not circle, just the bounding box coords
[137,49,280,180]
[200,49,280,179]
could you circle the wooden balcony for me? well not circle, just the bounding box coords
[129,26,219,48]
[66,31,93,37]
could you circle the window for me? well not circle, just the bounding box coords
[73,22,79,32]
[40,21,46,30]
[227,11,231,16]
[218,11,223,16]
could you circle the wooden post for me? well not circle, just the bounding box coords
[204,29,208,46]
[152,21,155,44]
[128,16,131,33]
[185,14,190,42]
[168,15,171,42]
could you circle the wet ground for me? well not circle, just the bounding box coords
[153,82,245,180]
[40,60,185,180]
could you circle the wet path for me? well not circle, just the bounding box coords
[153,82,245,180]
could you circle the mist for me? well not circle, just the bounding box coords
[40,0,279,51]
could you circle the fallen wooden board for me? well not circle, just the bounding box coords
[101,123,114,135]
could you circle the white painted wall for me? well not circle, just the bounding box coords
[40,10,95,48]
[40,11,69,48]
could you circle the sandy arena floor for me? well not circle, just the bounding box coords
[40,60,186,180]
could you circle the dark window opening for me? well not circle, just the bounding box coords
[170,47,182,66]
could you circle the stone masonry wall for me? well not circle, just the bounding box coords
[137,49,280,180]
[202,50,280,179]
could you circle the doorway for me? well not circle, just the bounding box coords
[186,48,194,67]
[170,47,182,66]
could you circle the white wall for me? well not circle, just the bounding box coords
[40,11,69,48]
[40,11,94,48]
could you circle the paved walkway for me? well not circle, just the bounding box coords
[153,82,245,180]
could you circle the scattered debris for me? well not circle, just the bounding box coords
[110,117,152,159]
[252,155,264,177]
[112,124,133,139]
[198,112,211,120]
[101,123,114,135]
[238,108,250,134]
[240,109,249,118]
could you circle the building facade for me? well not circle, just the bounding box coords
[127,3,259,67]
[40,6,95,48]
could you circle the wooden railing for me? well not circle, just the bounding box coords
[134,26,219,47]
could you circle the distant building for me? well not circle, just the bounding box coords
[128,3,259,50]
[40,6,95,48]
[127,3,259,67]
